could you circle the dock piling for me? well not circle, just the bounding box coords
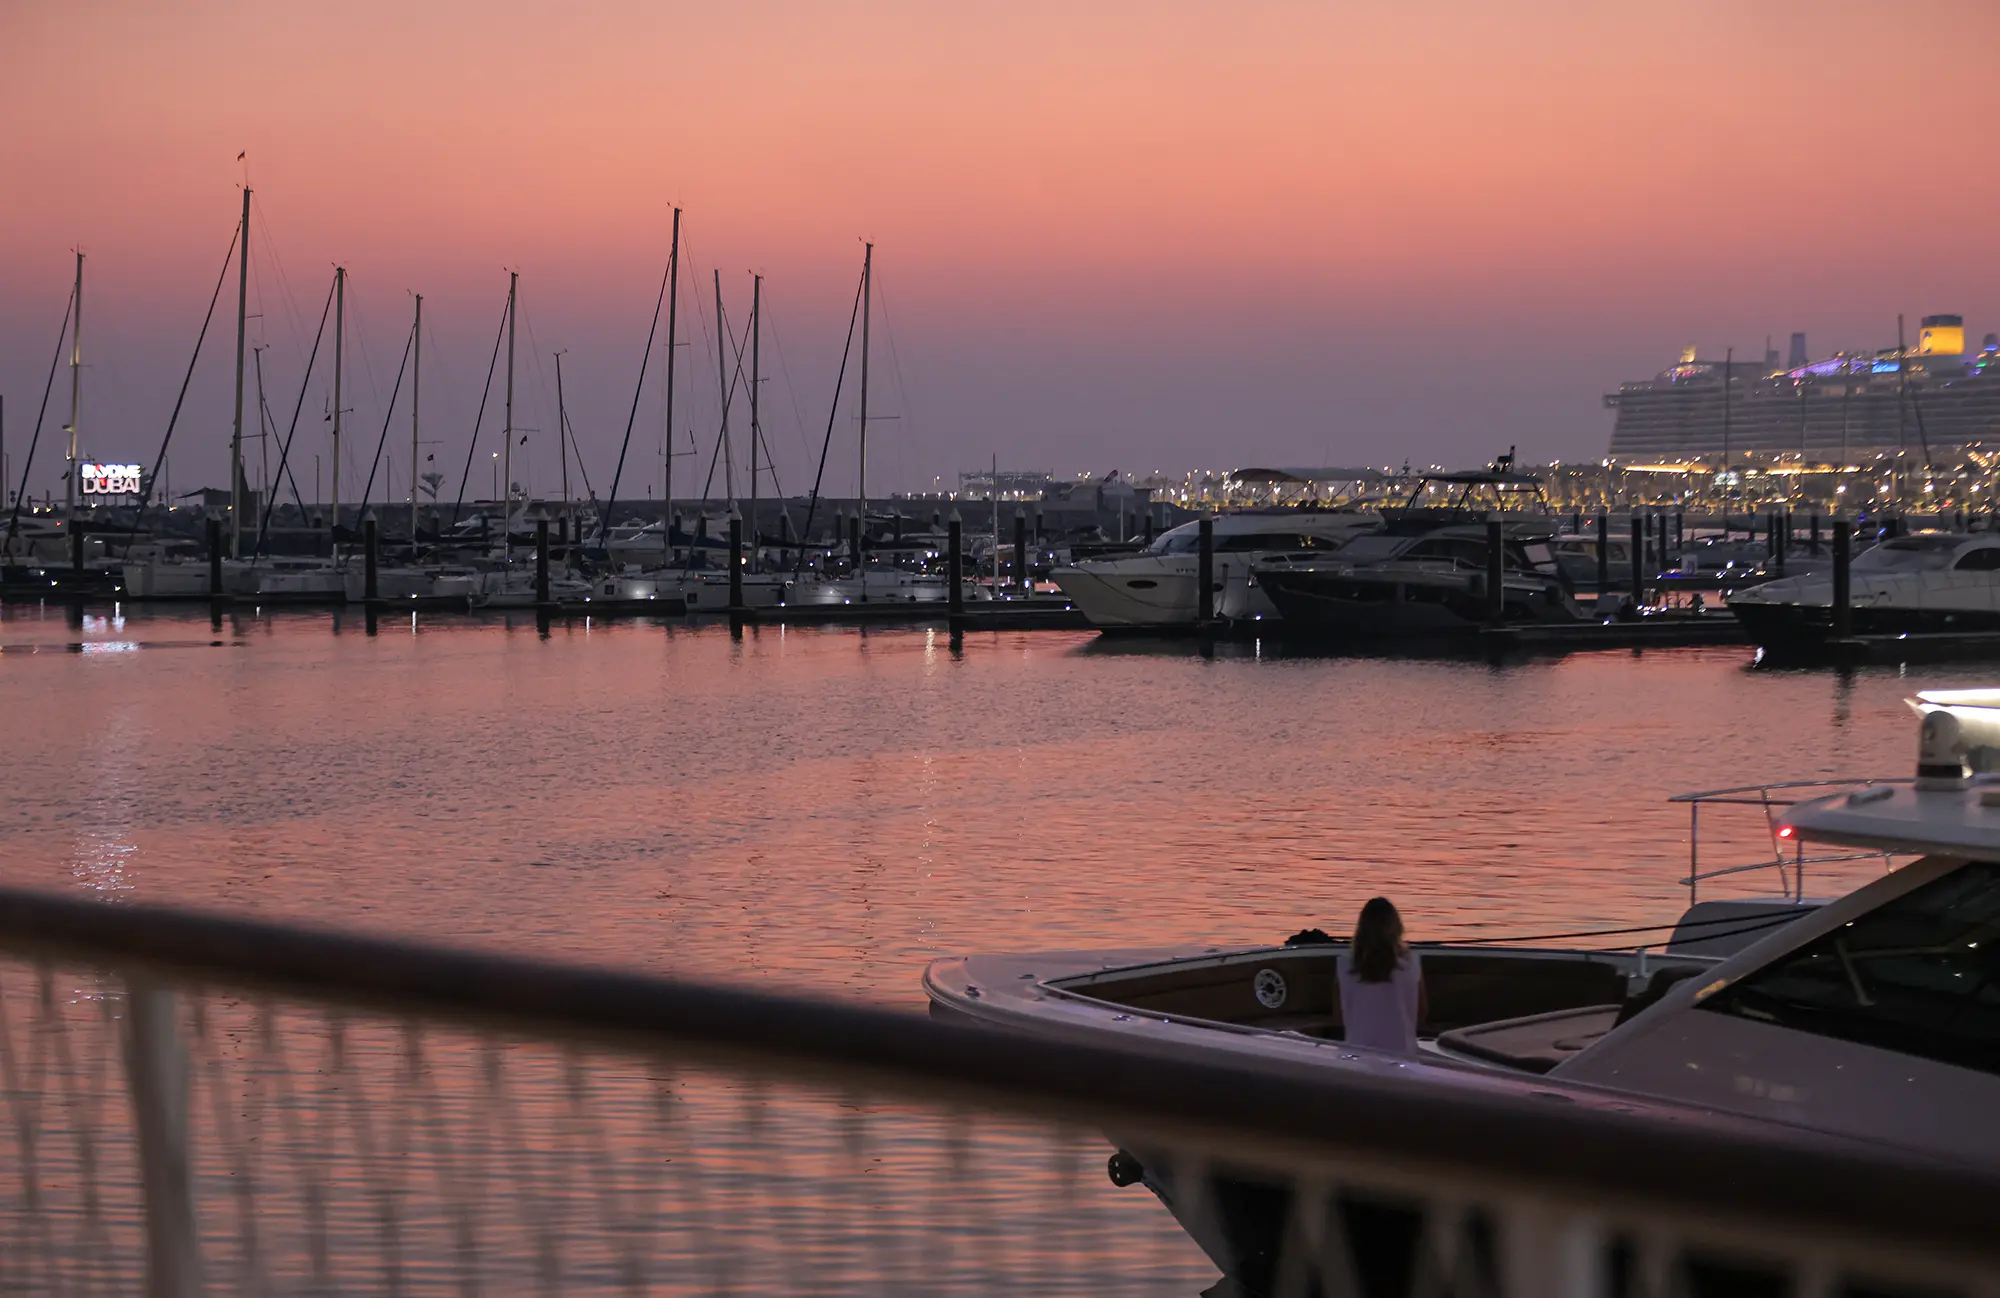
[1014,509,1027,595]
[1595,511,1609,593]
[1629,515,1644,606]
[1833,518,1853,641]
[206,514,223,600]
[534,514,551,608]
[727,509,744,612]
[1197,516,1215,626]
[947,512,964,624]
[1810,513,1821,556]
[363,513,379,603]
[1486,518,1505,624]
[1775,512,1787,576]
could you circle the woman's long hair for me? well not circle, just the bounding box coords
[1350,897,1404,983]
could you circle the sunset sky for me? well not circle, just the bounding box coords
[3,0,1996,504]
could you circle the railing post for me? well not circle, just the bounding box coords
[124,977,204,1298]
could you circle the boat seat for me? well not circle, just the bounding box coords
[1435,1004,1620,1074]
[1256,1013,1342,1039]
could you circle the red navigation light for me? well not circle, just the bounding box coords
[1777,824,1796,840]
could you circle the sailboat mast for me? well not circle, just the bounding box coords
[749,272,761,572]
[715,270,733,502]
[411,293,422,549]
[503,270,517,561]
[254,345,270,537]
[230,187,252,556]
[66,251,82,516]
[857,242,872,520]
[331,265,345,553]
[555,350,571,531]
[663,207,680,547]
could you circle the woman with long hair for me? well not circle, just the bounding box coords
[1336,897,1426,1054]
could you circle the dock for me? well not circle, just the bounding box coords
[1480,617,1750,652]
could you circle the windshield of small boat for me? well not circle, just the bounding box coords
[1143,524,1202,555]
[1852,535,1964,573]
[1331,535,1409,563]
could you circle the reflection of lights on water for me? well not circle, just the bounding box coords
[80,641,140,654]
[72,833,137,895]
[81,614,127,634]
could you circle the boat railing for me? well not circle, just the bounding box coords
[1668,777,1909,903]
[0,886,1990,1296]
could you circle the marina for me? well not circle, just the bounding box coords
[5,2,1997,1290]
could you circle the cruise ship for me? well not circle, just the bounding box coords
[1606,315,2000,465]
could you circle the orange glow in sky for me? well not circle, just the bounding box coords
[2,0,1996,497]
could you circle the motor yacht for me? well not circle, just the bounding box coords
[1727,531,2000,658]
[1252,522,1586,636]
[1052,507,1382,629]
[927,689,2000,1291]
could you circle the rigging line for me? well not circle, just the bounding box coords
[562,400,599,504]
[449,289,512,526]
[251,203,311,373]
[763,301,820,460]
[252,272,337,559]
[677,305,756,578]
[677,228,721,446]
[355,320,415,510]
[4,289,75,551]
[518,303,561,500]
[599,261,672,542]
[343,283,391,501]
[124,223,240,551]
[792,269,867,580]
[872,268,917,495]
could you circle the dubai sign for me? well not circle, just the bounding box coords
[80,463,143,497]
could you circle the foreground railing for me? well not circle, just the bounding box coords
[1670,779,1908,902]
[0,888,1994,1297]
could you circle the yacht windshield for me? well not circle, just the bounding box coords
[1330,535,1408,564]
[1144,525,1201,556]
[1852,536,1964,573]
[1700,860,2000,1076]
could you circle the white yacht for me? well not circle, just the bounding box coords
[1728,531,2000,657]
[593,567,788,610]
[468,568,594,609]
[1052,507,1381,629]
[927,689,2000,1289]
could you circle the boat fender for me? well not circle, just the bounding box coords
[1107,1150,1145,1188]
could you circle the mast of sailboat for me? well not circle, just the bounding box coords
[331,265,345,554]
[1895,313,1910,505]
[749,272,761,573]
[715,270,734,502]
[65,251,82,517]
[411,294,422,551]
[554,350,571,535]
[663,207,680,555]
[857,242,872,527]
[503,270,517,562]
[254,345,271,524]
[230,187,251,556]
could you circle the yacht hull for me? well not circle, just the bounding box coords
[1255,569,1580,637]
[1053,558,1275,628]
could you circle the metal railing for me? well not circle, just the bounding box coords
[0,886,1995,1297]
[1669,778,1909,902]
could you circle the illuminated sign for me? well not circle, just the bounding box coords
[80,463,143,497]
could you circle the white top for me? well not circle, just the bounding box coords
[1336,950,1422,1055]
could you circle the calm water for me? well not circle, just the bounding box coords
[0,604,1975,1292]
[0,604,1961,1002]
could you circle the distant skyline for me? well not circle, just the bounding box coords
[3,0,1997,504]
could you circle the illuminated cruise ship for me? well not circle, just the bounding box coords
[1605,315,2000,467]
